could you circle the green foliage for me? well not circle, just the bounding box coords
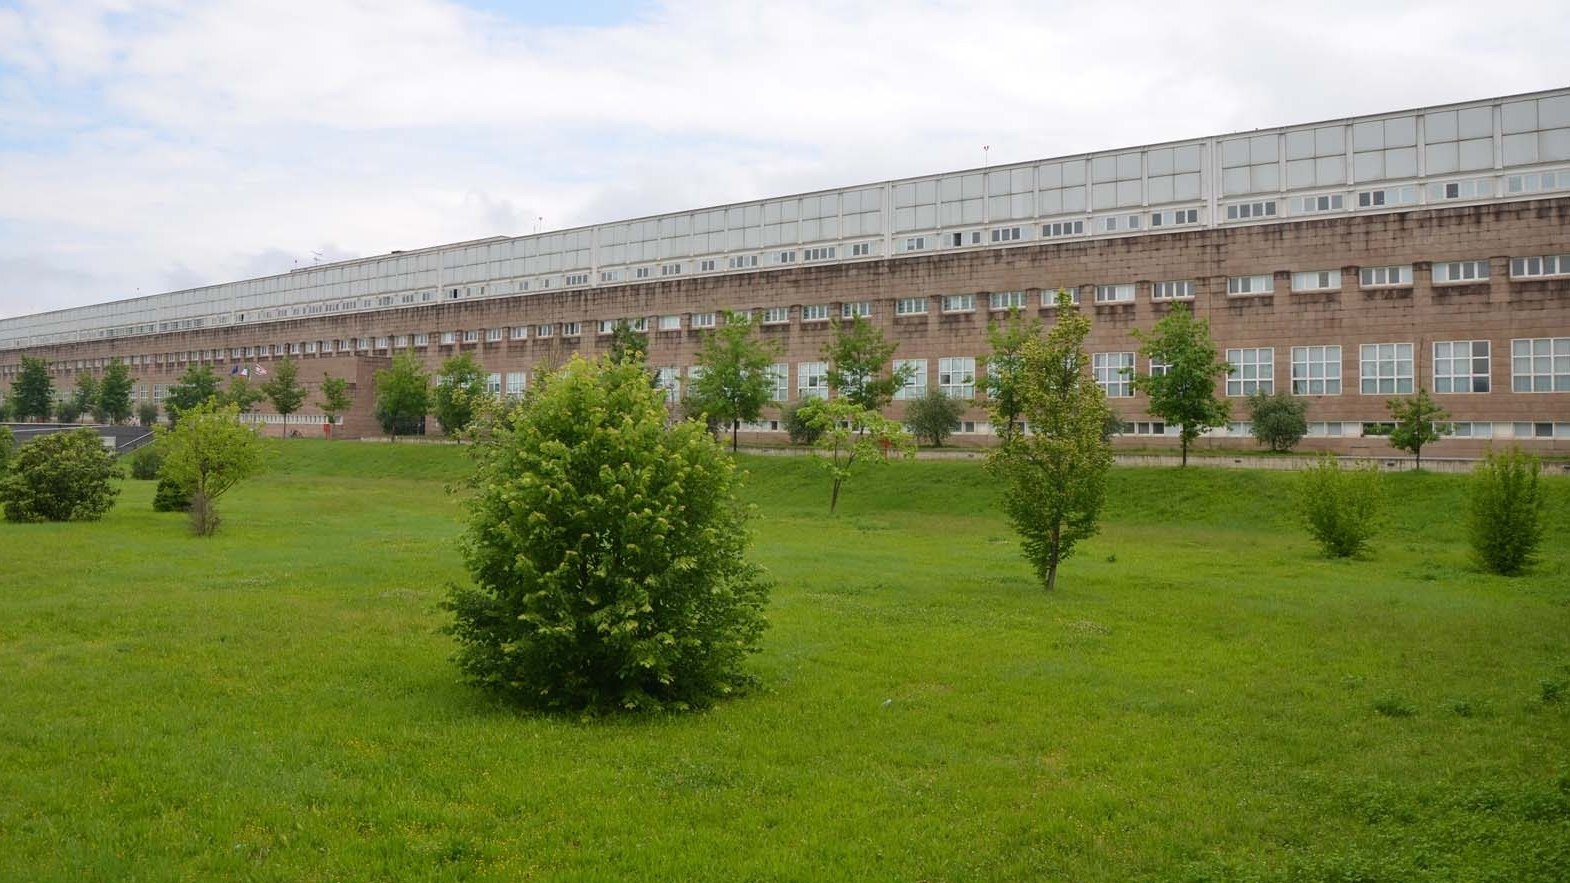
[97,359,134,424]
[11,357,53,423]
[780,400,822,445]
[689,311,779,452]
[72,372,101,422]
[136,400,160,428]
[903,386,964,447]
[1387,387,1450,469]
[373,353,432,439]
[987,291,1112,590]
[0,425,12,471]
[152,475,193,512]
[0,428,120,523]
[1248,389,1308,452]
[1467,447,1545,575]
[0,396,9,421]
[432,353,488,438]
[318,374,352,426]
[164,365,221,425]
[261,358,307,422]
[157,400,265,536]
[222,375,265,413]
[797,396,916,514]
[982,308,1042,444]
[607,320,649,366]
[1131,303,1230,466]
[53,399,82,424]
[822,317,911,411]
[1298,454,1384,558]
[444,356,770,712]
[127,444,164,480]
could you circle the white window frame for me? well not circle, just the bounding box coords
[1227,275,1274,296]
[797,361,828,399]
[938,357,975,399]
[893,359,928,400]
[1291,270,1341,292]
[1226,347,1275,396]
[1510,338,1570,393]
[841,301,872,319]
[801,304,830,322]
[1433,260,1489,284]
[941,294,975,313]
[1359,265,1412,287]
[761,307,789,324]
[989,291,1027,310]
[1040,288,1080,307]
[1359,343,1415,395]
[1291,345,1342,396]
[1433,340,1490,394]
[1151,280,1196,300]
[895,297,928,316]
[1509,255,1570,279]
[1094,284,1135,304]
[1093,352,1135,397]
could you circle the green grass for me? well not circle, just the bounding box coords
[2,439,1567,882]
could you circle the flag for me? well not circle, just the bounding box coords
[229,365,240,375]
[253,365,268,376]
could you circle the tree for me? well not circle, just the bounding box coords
[260,357,307,431]
[904,386,964,447]
[98,359,134,424]
[1467,447,1545,575]
[164,365,221,426]
[983,308,1043,444]
[443,355,770,712]
[0,428,120,523]
[1298,454,1383,558]
[11,357,53,423]
[797,397,915,514]
[137,401,160,428]
[822,317,911,410]
[0,425,13,472]
[689,311,779,452]
[157,400,265,536]
[53,399,82,424]
[72,371,101,423]
[222,375,265,414]
[607,320,649,366]
[1131,303,1230,466]
[373,353,431,440]
[987,290,1112,591]
[780,400,822,445]
[319,374,352,436]
[1248,389,1308,452]
[1386,388,1450,470]
[432,353,488,439]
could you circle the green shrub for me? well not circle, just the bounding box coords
[1467,447,1545,576]
[137,401,159,427]
[781,400,822,446]
[1248,389,1307,452]
[904,387,965,447]
[0,428,120,522]
[152,476,193,512]
[443,356,770,712]
[0,425,13,472]
[1298,454,1383,558]
[127,444,164,480]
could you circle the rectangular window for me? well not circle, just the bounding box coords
[728,255,759,269]
[486,328,502,342]
[1227,275,1274,295]
[1151,280,1196,300]
[699,259,716,272]
[896,297,928,316]
[1433,260,1489,283]
[1094,284,1135,304]
[938,357,975,398]
[634,267,652,279]
[768,363,789,401]
[510,326,527,340]
[659,315,681,331]
[1150,208,1199,227]
[1359,265,1412,287]
[1226,347,1275,396]
[1297,194,1344,213]
[851,243,873,257]
[761,306,789,324]
[1360,343,1415,395]
[413,334,429,347]
[990,226,1022,243]
[661,264,682,277]
[778,251,796,264]
[1040,288,1080,307]
[561,322,580,336]
[1434,340,1490,393]
[950,230,982,247]
[536,324,555,338]
[1510,255,1570,278]
[629,317,649,333]
[1291,345,1342,395]
[1356,186,1417,209]
[893,359,928,400]
[797,362,828,399]
[598,320,616,335]
[1225,200,1278,220]
[375,337,389,350]
[600,270,620,283]
[1150,359,1172,378]
[989,291,1027,310]
[842,301,872,319]
[803,246,837,261]
[505,372,526,398]
[1510,338,1570,392]
[1429,178,1492,202]
[485,373,502,396]
[692,312,717,329]
[655,367,680,403]
[941,294,975,313]
[565,273,589,286]
[463,330,479,343]
[802,304,830,322]
[1041,220,1084,238]
[1093,352,1135,397]
[903,236,928,251]
[1291,269,1341,292]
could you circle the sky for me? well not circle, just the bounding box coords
[1,0,1568,320]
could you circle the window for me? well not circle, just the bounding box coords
[510,326,527,340]
[629,317,649,333]
[600,270,620,283]
[536,323,555,338]
[1226,347,1274,396]
[505,372,526,398]
[990,226,1022,243]
[486,373,502,396]
[803,246,836,261]
[692,312,717,329]
[893,359,927,400]
[989,291,1027,310]
[561,322,580,336]
[699,259,716,272]
[1511,338,1570,392]
[768,363,789,400]
[414,334,429,347]
[1227,275,1274,295]
[842,301,871,319]
[1511,422,1569,440]
[1356,186,1417,209]
[1360,265,1411,287]
[1225,200,1277,220]
[1291,270,1341,292]
[652,367,679,403]
[761,306,789,324]
[1506,170,1570,194]
[486,328,502,342]
[1429,178,1491,202]
[1443,422,1494,438]
[1307,422,1349,438]
[1101,214,1140,232]
[941,294,975,313]
[1434,340,1490,393]
[565,273,589,286]
[1041,288,1080,307]
[851,242,873,257]
[896,297,928,316]
[1433,260,1489,283]
[1093,352,1135,397]
[728,255,759,269]
[1360,343,1415,395]
[1150,208,1199,227]
[903,236,929,251]
[1150,359,1172,378]
[598,319,616,335]
[1094,284,1135,304]
[634,267,652,279]
[802,304,830,322]
[938,357,975,398]
[778,251,797,264]
[1297,194,1344,213]
[375,337,389,349]
[659,315,681,331]
[1291,345,1342,395]
[1510,255,1570,278]
[463,330,479,343]
[950,230,982,247]
[1041,220,1084,238]
[1152,280,1196,300]
[797,362,828,399]
[661,264,682,277]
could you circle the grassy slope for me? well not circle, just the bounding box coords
[0,439,1566,882]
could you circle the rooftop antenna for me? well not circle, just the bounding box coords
[983,144,990,171]
[535,216,543,234]
[311,250,323,265]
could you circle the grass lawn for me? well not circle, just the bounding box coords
[1,439,1567,882]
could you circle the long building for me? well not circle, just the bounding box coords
[3,88,1569,453]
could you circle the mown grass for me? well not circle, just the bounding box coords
[1,439,1566,882]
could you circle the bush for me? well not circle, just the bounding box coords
[444,356,770,712]
[1467,447,1544,575]
[137,401,159,427]
[904,387,964,447]
[0,425,13,472]
[153,476,193,512]
[0,428,120,522]
[157,400,265,536]
[1297,454,1383,558]
[781,400,822,446]
[1248,390,1307,452]
[127,444,164,480]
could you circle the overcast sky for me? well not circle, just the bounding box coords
[1,0,1567,319]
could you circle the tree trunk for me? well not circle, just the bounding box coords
[1046,523,1061,591]
[830,479,842,514]
[731,419,739,453]
[1181,436,1189,467]
[1415,447,1421,471]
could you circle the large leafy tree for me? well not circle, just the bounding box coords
[607,320,649,366]
[690,311,779,452]
[444,355,770,712]
[904,386,965,447]
[98,359,134,424]
[1386,388,1449,470]
[0,428,120,523]
[797,397,916,514]
[157,400,265,536]
[72,371,100,422]
[1130,303,1231,466]
[260,357,307,429]
[373,353,431,440]
[223,375,266,413]
[12,357,54,423]
[318,374,353,436]
[432,353,488,438]
[822,316,912,411]
[987,290,1112,591]
[983,307,1043,444]
[164,365,221,426]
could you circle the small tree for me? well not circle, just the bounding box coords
[127,444,164,480]
[904,386,964,447]
[11,357,54,423]
[432,353,488,439]
[1248,389,1308,452]
[0,428,120,522]
[607,320,649,366]
[164,365,221,426]
[1131,303,1230,466]
[72,372,101,423]
[798,397,915,514]
[1387,388,1450,469]
[137,401,160,428]
[54,399,83,424]
[373,353,431,440]
[1467,447,1545,575]
[260,357,307,431]
[1298,454,1383,558]
[443,356,770,712]
[222,375,265,414]
[987,290,1112,591]
[98,359,134,424]
[319,374,353,436]
[780,400,822,446]
[983,308,1043,445]
[690,312,779,452]
[157,400,265,536]
[822,317,911,411]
